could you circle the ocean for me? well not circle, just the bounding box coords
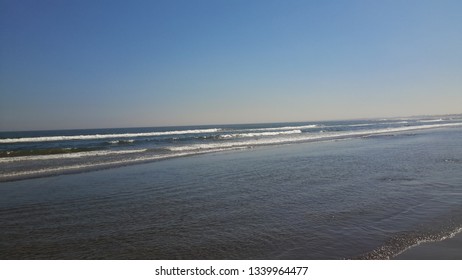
[1,116,461,259]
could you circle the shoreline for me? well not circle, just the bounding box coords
[2,126,461,259]
[394,231,462,260]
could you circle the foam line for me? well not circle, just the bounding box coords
[418,119,444,123]
[0,129,221,143]
[0,149,147,163]
[2,122,461,181]
[219,130,302,138]
[168,122,462,152]
[251,124,318,131]
[0,147,245,179]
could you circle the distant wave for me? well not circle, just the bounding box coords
[168,122,462,152]
[108,139,135,144]
[251,124,317,131]
[388,121,409,124]
[345,123,375,127]
[0,128,221,143]
[322,121,407,128]
[0,147,94,158]
[418,119,444,123]
[2,122,461,182]
[219,129,302,139]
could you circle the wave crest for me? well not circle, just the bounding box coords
[0,129,221,143]
[219,129,302,139]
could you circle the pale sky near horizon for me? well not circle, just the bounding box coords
[1,0,461,131]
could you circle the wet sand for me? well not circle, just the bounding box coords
[394,232,462,260]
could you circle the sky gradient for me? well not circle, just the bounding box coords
[1,0,461,131]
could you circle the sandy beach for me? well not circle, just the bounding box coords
[394,232,462,260]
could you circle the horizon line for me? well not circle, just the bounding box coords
[1,113,461,133]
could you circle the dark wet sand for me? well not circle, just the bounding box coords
[394,232,462,260]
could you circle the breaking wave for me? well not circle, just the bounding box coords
[0,149,147,163]
[219,129,302,139]
[1,120,461,182]
[251,124,318,131]
[0,128,221,143]
[168,122,462,152]
[108,139,135,144]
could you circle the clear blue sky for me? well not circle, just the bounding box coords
[1,0,461,131]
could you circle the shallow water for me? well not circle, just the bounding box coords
[0,124,461,259]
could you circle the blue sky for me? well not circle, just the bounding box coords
[1,0,461,131]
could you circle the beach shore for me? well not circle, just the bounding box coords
[394,232,462,260]
[2,126,461,259]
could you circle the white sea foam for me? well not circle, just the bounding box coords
[168,122,462,152]
[2,122,461,181]
[346,123,375,127]
[393,226,462,259]
[219,130,302,139]
[0,128,221,143]
[251,124,318,131]
[108,139,135,144]
[0,147,245,179]
[323,121,406,128]
[0,149,147,163]
[418,119,444,123]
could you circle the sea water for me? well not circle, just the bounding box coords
[0,116,461,259]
